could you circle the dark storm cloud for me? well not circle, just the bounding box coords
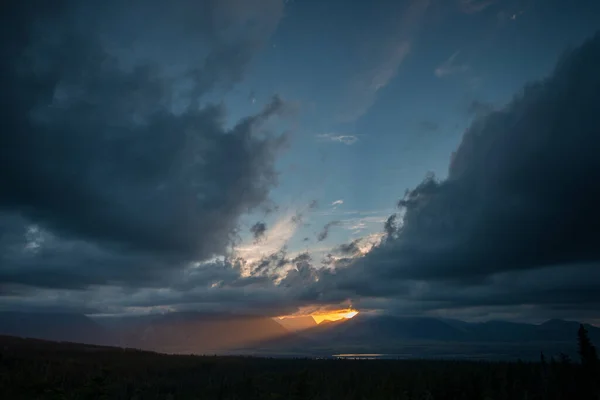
[313,32,600,317]
[0,213,244,291]
[291,252,312,265]
[383,214,398,240]
[280,261,318,290]
[250,222,268,241]
[417,263,600,309]
[342,262,600,323]
[0,238,321,317]
[247,250,313,279]
[317,221,341,242]
[0,277,304,318]
[250,248,289,277]
[0,0,286,291]
[333,239,363,257]
[369,32,600,280]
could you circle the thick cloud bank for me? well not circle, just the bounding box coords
[0,1,288,295]
[316,32,600,320]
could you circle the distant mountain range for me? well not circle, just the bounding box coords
[0,311,597,360]
[0,311,115,346]
[275,315,317,332]
[253,315,600,360]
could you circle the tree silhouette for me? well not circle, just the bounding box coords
[4,332,600,399]
[578,324,598,370]
[578,324,599,399]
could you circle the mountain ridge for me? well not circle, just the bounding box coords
[1,311,597,359]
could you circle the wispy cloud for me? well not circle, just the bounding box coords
[339,216,389,234]
[497,8,527,24]
[434,51,469,78]
[317,133,359,145]
[317,221,342,242]
[459,0,497,14]
[367,41,412,93]
[331,200,344,208]
[339,0,431,122]
[316,208,397,220]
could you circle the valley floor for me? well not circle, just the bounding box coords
[0,335,597,400]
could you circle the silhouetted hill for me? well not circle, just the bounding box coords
[463,320,537,342]
[0,312,114,346]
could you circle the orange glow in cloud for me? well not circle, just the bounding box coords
[312,309,358,324]
[278,308,359,325]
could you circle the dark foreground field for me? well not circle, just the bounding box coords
[1,335,598,400]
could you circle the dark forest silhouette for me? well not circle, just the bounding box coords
[1,324,599,399]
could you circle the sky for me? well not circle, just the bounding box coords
[2,0,600,323]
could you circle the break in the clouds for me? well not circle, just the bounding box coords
[314,32,600,319]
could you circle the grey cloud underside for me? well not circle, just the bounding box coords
[311,32,600,317]
[0,0,288,293]
[244,249,312,280]
[333,239,363,257]
[250,222,268,241]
